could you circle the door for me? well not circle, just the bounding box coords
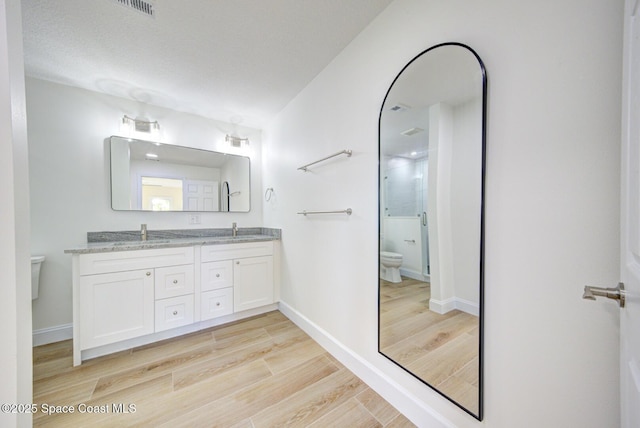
[621,1,640,426]
[183,179,219,211]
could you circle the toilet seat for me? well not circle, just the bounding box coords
[380,251,402,260]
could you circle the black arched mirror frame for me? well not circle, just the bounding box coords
[378,42,486,420]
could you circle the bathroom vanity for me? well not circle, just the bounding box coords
[65,229,280,366]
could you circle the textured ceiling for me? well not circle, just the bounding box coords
[21,0,394,129]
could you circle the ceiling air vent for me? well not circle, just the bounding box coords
[400,127,424,137]
[389,103,410,112]
[109,0,156,18]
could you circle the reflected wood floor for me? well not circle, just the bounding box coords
[33,311,415,427]
[379,277,479,414]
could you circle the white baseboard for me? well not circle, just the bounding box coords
[429,297,479,317]
[33,323,73,347]
[429,297,456,314]
[454,297,480,317]
[399,267,430,282]
[277,301,451,428]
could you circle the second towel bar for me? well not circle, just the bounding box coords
[297,208,352,216]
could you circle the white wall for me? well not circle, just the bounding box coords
[26,77,264,335]
[428,102,455,309]
[0,0,32,426]
[264,0,623,427]
[450,98,482,307]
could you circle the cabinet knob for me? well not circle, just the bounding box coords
[173,279,178,284]
[173,310,178,315]
[216,274,220,278]
[216,302,221,306]
[146,272,151,276]
[236,261,240,265]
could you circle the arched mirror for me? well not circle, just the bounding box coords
[378,43,485,420]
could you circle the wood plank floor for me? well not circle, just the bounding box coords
[33,311,416,427]
[379,277,479,414]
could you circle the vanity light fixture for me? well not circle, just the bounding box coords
[225,134,249,148]
[121,115,161,141]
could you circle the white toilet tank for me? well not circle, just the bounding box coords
[31,255,45,300]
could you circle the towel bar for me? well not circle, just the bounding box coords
[298,150,352,171]
[297,208,352,216]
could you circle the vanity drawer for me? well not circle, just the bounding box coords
[201,288,233,321]
[201,260,233,291]
[201,241,273,262]
[155,295,194,332]
[79,247,194,275]
[155,264,194,299]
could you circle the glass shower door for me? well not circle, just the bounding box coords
[418,157,430,277]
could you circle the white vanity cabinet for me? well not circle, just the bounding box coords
[201,260,234,321]
[70,238,278,366]
[201,241,275,314]
[233,256,274,312]
[154,264,195,332]
[79,268,155,349]
[73,246,194,364]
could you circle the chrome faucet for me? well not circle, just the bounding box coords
[232,222,238,237]
[141,224,147,241]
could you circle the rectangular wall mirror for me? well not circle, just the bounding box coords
[110,136,250,212]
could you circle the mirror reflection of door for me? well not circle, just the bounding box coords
[109,136,251,212]
[378,43,486,420]
[221,181,230,212]
[183,179,219,211]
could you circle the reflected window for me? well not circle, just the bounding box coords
[141,177,183,211]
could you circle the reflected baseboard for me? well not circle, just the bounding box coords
[33,323,73,346]
[429,297,479,316]
[399,268,430,282]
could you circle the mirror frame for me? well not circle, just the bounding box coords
[109,136,251,212]
[377,42,486,420]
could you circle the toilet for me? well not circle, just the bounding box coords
[31,255,45,300]
[380,251,403,283]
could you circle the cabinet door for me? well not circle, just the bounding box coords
[155,264,194,299]
[79,269,154,349]
[233,256,274,312]
[201,260,233,291]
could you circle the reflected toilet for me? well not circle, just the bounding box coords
[380,251,403,283]
[31,255,45,300]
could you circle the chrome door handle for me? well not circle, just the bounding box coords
[422,211,427,226]
[583,282,625,308]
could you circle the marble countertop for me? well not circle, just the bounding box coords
[65,228,281,254]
